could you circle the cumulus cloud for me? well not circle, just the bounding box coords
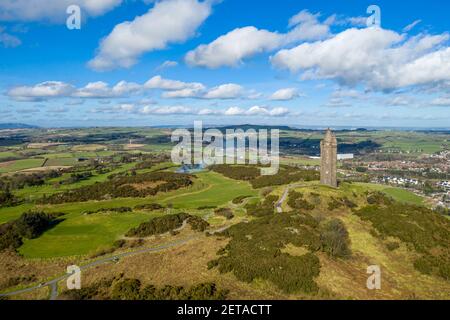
[140,105,193,115]
[0,0,123,22]
[270,88,301,101]
[185,10,330,68]
[74,81,141,98]
[203,84,244,99]
[217,106,289,117]
[271,27,450,91]
[7,81,75,101]
[89,0,212,71]
[144,75,204,91]
[6,76,248,102]
[106,104,292,117]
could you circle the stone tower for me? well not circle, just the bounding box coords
[320,128,337,187]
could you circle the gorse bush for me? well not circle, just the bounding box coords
[0,211,62,251]
[41,172,193,204]
[214,208,234,220]
[288,191,315,211]
[126,213,209,237]
[0,189,18,208]
[209,212,323,294]
[134,203,164,211]
[327,197,357,211]
[232,195,252,204]
[320,219,352,259]
[354,203,450,280]
[244,195,278,217]
[211,165,319,189]
[62,276,228,300]
[83,207,132,215]
[210,165,260,181]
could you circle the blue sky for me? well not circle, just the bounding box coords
[0,0,449,128]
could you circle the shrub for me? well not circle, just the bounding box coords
[320,219,351,258]
[126,213,209,237]
[232,195,251,204]
[42,172,193,204]
[134,203,164,211]
[126,213,189,237]
[214,208,234,220]
[112,279,142,300]
[0,211,61,251]
[354,203,450,279]
[386,242,400,251]
[67,277,228,300]
[288,191,315,211]
[245,195,278,217]
[187,215,210,232]
[209,212,322,294]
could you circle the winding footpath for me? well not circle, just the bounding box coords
[0,223,232,300]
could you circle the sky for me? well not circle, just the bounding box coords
[0,0,449,128]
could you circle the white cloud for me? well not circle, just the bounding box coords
[430,96,450,106]
[74,81,141,98]
[0,28,21,47]
[346,17,367,27]
[386,95,413,106]
[203,84,244,99]
[213,106,290,117]
[144,75,204,91]
[89,0,212,71]
[271,27,450,91]
[185,10,330,68]
[0,0,123,22]
[6,76,248,102]
[270,88,301,101]
[403,20,422,33]
[331,89,362,99]
[162,88,202,98]
[7,81,75,101]
[156,60,178,70]
[140,105,192,115]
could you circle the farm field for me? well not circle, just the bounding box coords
[0,126,448,301]
[0,159,45,173]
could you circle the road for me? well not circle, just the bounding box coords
[276,186,290,213]
[0,234,202,299]
[0,223,234,300]
[275,184,307,213]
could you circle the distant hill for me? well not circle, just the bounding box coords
[210,124,294,132]
[0,123,38,129]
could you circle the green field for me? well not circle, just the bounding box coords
[1,170,258,258]
[160,171,258,209]
[18,211,157,258]
[0,151,20,160]
[0,158,45,173]
[353,183,425,205]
